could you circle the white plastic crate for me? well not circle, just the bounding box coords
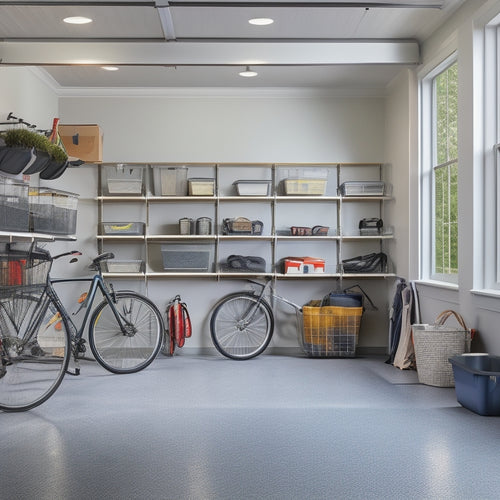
[102,164,145,195]
[104,260,144,273]
[152,165,188,196]
[233,180,271,196]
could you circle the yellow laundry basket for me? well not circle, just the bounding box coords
[301,300,363,357]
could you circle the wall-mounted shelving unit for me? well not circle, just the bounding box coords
[96,163,395,281]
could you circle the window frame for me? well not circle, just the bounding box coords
[420,54,459,285]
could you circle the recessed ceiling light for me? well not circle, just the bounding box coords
[101,66,119,71]
[239,66,258,77]
[63,16,93,25]
[248,18,274,26]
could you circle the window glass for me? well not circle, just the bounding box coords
[432,61,458,281]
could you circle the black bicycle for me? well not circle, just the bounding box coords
[0,247,164,412]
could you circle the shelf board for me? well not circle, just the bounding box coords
[276,235,340,241]
[340,196,392,202]
[103,271,396,280]
[98,195,145,201]
[97,235,145,241]
[219,196,274,202]
[340,273,397,279]
[276,273,341,279]
[146,234,217,241]
[341,234,394,241]
[147,195,217,202]
[275,195,340,202]
[146,272,218,278]
[219,235,273,241]
[0,231,76,241]
[102,272,145,278]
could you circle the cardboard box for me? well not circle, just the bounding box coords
[59,124,103,163]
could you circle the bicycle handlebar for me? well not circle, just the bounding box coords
[52,250,82,260]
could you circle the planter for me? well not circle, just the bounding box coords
[0,146,34,175]
[24,150,51,175]
[40,159,69,180]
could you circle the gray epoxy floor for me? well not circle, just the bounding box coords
[2,354,500,500]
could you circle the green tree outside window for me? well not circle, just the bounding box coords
[434,62,458,276]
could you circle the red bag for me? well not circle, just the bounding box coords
[163,295,192,355]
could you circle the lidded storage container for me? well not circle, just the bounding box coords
[152,165,188,196]
[279,167,329,196]
[29,188,79,235]
[102,164,145,195]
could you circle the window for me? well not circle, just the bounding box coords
[421,57,459,283]
[433,63,458,277]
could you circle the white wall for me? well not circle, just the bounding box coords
[413,0,500,354]
[0,67,58,130]
[59,93,385,163]
[58,92,390,352]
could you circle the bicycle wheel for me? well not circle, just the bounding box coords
[0,291,70,412]
[210,292,274,360]
[89,291,163,374]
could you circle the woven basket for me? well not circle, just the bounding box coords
[412,310,472,387]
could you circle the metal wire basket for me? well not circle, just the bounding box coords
[0,245,52,296]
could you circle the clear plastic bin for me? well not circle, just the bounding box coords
[100,222,145,235]
[152,166,188,196]
[233,180,271,196]
[103,260,144,273]
[29,188,79,235]
[338,181,385,196]
[102,164,145,195]
[284,178,327,196]
[188,178,215,196]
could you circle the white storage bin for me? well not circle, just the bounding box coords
[104,260,144,273]
[284,178,327,196]
[152,165,188,196]
[102,164,145,195]
[233,180,271,196]
[188,178,215,196]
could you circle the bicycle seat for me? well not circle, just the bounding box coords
[93,252,115,265]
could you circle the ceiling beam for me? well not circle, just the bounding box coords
[0,40,419,66]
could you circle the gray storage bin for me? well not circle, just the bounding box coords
[0,175,29,232]
[100,222,145,235]
[338,181,385,196]
[161,244,212,272]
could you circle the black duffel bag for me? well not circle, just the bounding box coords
[225,254,266,272]
[342,252,387,273]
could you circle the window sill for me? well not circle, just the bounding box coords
[471,289,500,313]
[413,279,459,291]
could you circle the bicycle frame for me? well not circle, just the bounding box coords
[50,274,133,337]
[48,274,133,374]
[245,279,303,321]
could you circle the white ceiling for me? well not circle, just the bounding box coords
[0,0,467,90]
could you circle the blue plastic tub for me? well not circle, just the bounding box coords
[449,354,500,416]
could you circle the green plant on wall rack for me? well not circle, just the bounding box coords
[0,128,69,178]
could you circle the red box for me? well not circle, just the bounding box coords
[284,257,325,274]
